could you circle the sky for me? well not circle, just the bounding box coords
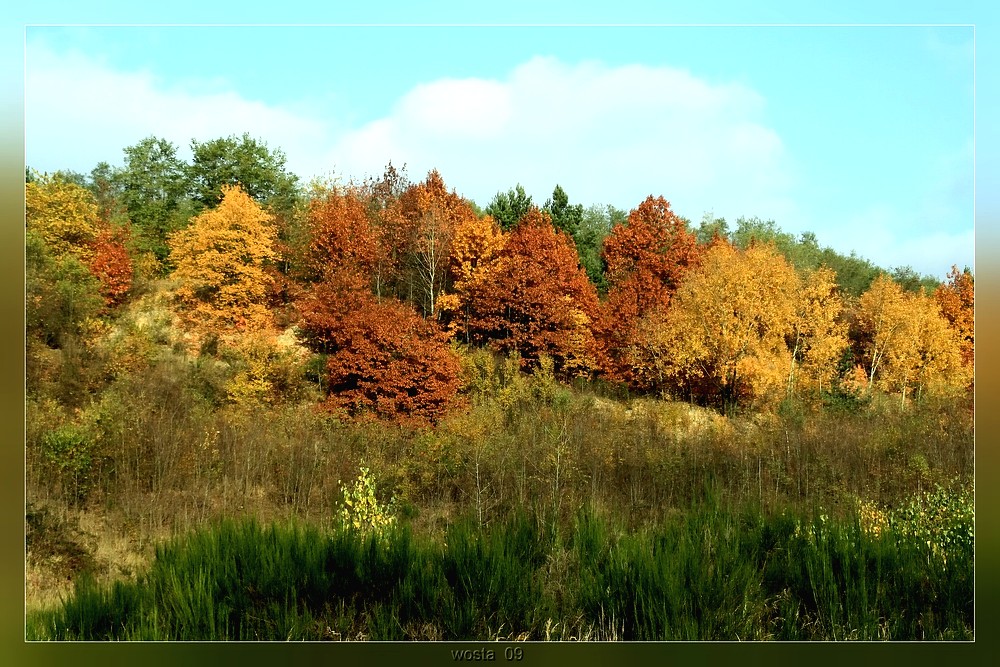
[23,21,975,279]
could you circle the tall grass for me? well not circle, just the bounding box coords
[26,496,973,641]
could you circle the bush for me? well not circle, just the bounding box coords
[41,425,96,503]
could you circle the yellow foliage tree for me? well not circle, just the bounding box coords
[787,266,848,396]
[854,275,910,393]
[629,242,800,411]
[25,174,100,259]
[855,275,968,401]
[168,184,278,336]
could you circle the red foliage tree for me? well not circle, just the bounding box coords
[464,208,601,377]
[595,195,701,384]
[86,225,134,307]
[297,270,461,424]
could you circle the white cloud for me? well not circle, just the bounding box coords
[25,42,330,178]
[26,46,795,225]
[24,41,974,283]
[321,56,797,222]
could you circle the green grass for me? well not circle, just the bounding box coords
[26,496,973,641]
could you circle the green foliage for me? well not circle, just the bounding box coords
[116,136,193,265]
[543,184,583,236]
[574,204,616,293]
[484,184,533,231]
[27,504,973,640]
[41,425,96,502]
[188,133,300,219]
[694,212,730,244]
[887,479,974,566]
[26,230,105,348]
[891,265,941,293]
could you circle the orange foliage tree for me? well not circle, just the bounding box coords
[306,185,380,280]
[360,162,412,300]
[168,184,278,334]
[398,170,477,317]
[461,208,600,377]
[296,270,461,423]
[934,265,974,369]
[596,195,701,384]
[438,212,506,342]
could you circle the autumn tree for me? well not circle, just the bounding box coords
[439,211,506,342]
[25,172,101,260]
[852,275,911,394]
[359,162,412,299]
[853,275,968,401]
[628,242,800,412]
[894,293,969,399]
[596,195,701,384]
[86,226,134,308]
[168,184,278,335]
[934,265,974,369]
[786,266,848,396]
[398,170,476,317]
[305,185,380,282]
[462,208,600,377]
[297,270,461,424]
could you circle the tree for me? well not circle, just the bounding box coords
[544,184,584,236]
[168,185,278,335]
[574,204,618,293]
[440,211,506,342]
[818,248,880,297]
[188,133,300,218]
[892,265,940,293]
[305,185,380,281]
[87,161,127,225]
[463,208,600,377]
[359,162,412,299]
[694,212,730,246]
[629,242,801,412]
[934,265,974,369]
[25,173,101,260]
[398,170,476,317]
[26,229,104,349]
[786,266,848,396]
[116,137,192,264]
[485,184,533,231]
[854,275,968,401]
[86,226,134,308]
[852,275,911,393]
[597,195,701,384]
[297,270,461,424]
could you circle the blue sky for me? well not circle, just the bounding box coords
[22,15,977,279]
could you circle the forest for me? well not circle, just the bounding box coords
[25,134,974,640]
